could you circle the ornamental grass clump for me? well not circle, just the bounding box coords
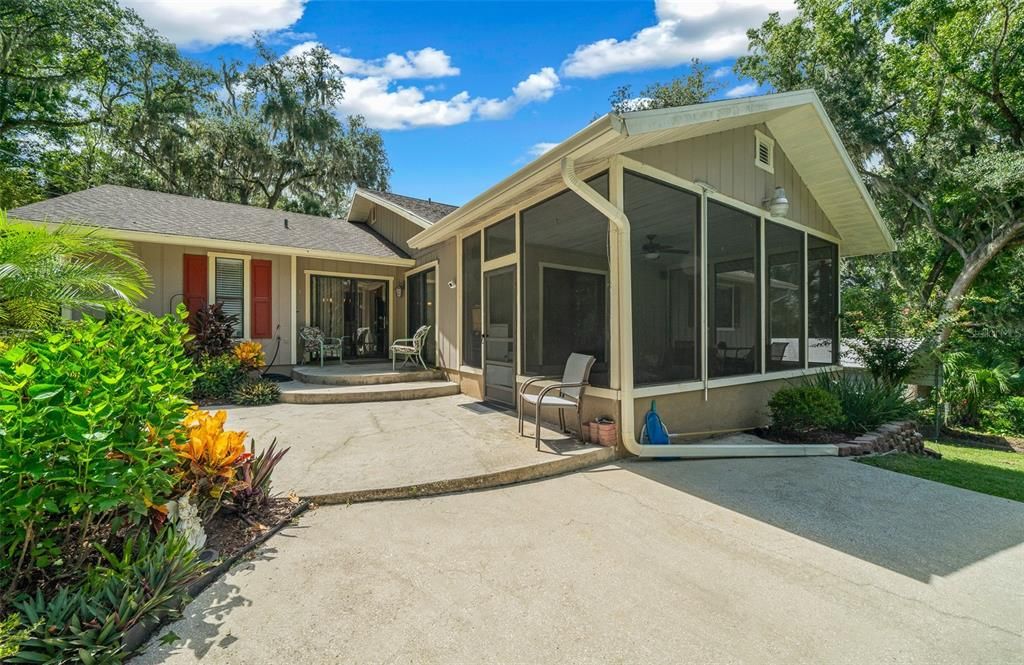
[231,378,280,406]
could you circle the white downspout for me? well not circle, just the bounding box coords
[560,156,643,456]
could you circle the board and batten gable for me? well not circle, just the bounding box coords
[365,205,422,255]
[625,124,839,238]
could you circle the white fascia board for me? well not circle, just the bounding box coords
[350,189,433,229]
[408,114,622,249]
[616,89,816,136]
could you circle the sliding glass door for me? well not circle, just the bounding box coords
[406,268,437,366]
[309,275,390,359]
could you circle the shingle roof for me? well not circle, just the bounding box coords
[359,188,458,223]
[10,185,408,260]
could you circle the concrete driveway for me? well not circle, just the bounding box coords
[139,457,1024,664]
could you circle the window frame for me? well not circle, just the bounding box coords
[208,252,251,339]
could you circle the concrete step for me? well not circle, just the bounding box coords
[278,379,460,405]
[291,365,443,386]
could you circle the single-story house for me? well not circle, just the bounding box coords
[11,90,893,456]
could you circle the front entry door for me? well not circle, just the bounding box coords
[483,266,516,405]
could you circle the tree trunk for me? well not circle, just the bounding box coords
[938,219,1024,345]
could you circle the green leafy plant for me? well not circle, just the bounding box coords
[185,302,237,360]
[232,438,290,515]
[768,385,843,434]
[0,304,195,599]
[0,613,35,660]
[808,371,919,433]
[8,528,208,664]
[942,350,1018,427]
[231,378,280,406]
[192,353,245,402]
[0,212,151,331]
[979,396,1024,437]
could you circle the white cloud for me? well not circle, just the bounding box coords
[477,68,560,119]
[325,46,460,79]
[712,66,732,79]
[725,82,759,98]
[561,0,795,78]
[528,142,559,158]
[288,43,560,130]
[122,0,307,47]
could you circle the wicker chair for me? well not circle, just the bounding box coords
[299,326,346,367]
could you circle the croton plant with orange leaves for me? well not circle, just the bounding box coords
[175,407,252,518]
[233,340,266,369]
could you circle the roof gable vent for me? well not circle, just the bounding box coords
[754,129,774,174]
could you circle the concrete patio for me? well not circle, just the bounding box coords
[226,394,615,501]
[138,457,1024,664]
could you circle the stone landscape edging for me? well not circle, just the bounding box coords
[837,421,927,457]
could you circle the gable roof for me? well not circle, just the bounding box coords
[409,90,894,257]
[346,187,459,229]
[10,185,410,262]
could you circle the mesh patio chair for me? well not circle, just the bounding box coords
[517,353,596,452]
[391,325,431,369]
[299,326,346,367]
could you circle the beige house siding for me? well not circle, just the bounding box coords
[367,206,422,254]
[626,124,839,238]
[408,238,459,375]
[131,241,293,353]
[632,378,791,435]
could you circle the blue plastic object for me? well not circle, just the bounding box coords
[641,400,670,445]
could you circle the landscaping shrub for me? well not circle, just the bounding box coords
[176,408,249,521]
[231,378,280,406]
[767,385,843,433]
[8,528,207,664]
[232,438,290,515]
[193,353,245,402]
[233,340,266,370]
[941,350,1018,427]
[980,396,1024,436]
[0,304,195,597]
[809,371,918,433]
[185,303,236,360]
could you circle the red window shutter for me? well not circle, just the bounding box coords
[251,259,272,339]
[182,254,208,317]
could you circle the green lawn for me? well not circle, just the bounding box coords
[857,440,1024,503]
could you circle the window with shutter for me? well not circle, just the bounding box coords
[214,257,245,338]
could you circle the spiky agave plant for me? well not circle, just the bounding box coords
[0,211,151,331]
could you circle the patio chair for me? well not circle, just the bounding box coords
[517,353,596,452]
[299,326,346,367]
[391,325,431,370]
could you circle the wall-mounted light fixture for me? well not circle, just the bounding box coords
[765,186,789,217]
[447,280,457,289]
[395,285,404,298]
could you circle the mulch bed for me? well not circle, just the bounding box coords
[204,496,303,561]
[940,427,1024,454]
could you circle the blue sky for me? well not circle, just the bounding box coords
[122,0,793,205]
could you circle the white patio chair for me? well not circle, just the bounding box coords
[391,325,431,370]
[299,326,346,367]
[517,353,596,452]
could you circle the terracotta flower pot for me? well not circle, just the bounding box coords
[589,421,600,443]
[598,422,618,447]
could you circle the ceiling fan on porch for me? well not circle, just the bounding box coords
[639,234,689,261]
